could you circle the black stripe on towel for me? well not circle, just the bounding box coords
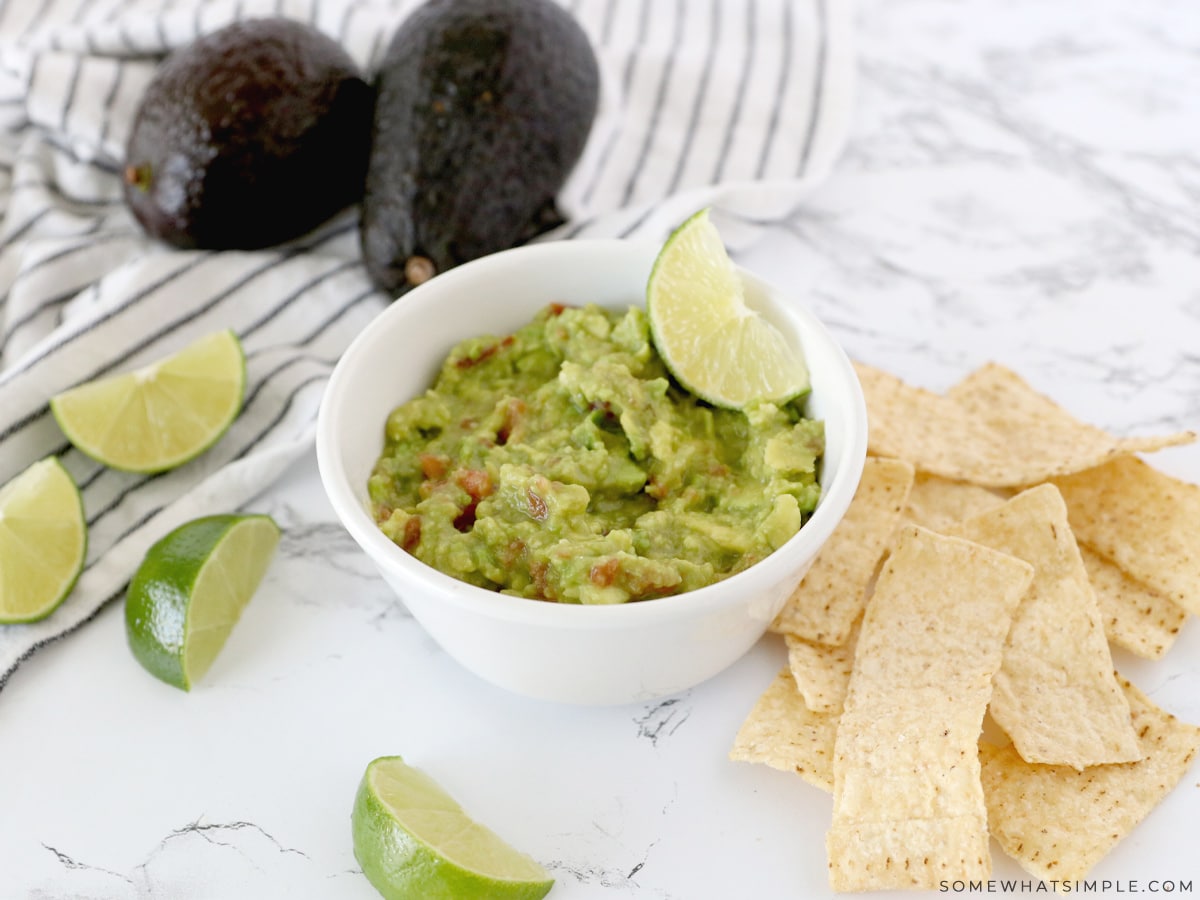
[95,56,125,152]
[797,0,826,176]
[711,0,756,183]
[1,283,97,353]
[755,0,793,178]
[665,0,719,195]
[580,0,651,208]
[618,0,684,206]
[7,227,133,284]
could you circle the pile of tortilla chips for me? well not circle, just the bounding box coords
[731,361,1200,892]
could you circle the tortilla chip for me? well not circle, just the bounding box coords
[954,485,1141,768]
[981,677,1200,882]
[771,457,914,645]
[854,361,1193,487]
[1081,546,1188,660]
[827,818,990,893]
[1052,456,1200,616]
[729,668,838,793]
[785,620,859,714]
[902,473,1009,533]
[826,526,1034,892]
[948,362,1193,454]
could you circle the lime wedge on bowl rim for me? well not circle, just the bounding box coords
[352,755,554,900]
[0,457,86,623]
[647,208,810,409]
[124,513,280,691]
[50,329,246,474]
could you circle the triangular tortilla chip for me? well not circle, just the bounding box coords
[1081,546,1187,660]
[785,620,859,715]
[954,485,1141,768]
[948,363,1192,454]
[901,472,1009,533]
[855,361,1193,487]
[771,457,914,645]
[826,526,1033,892]
[981,677,1200,882]
[1053,455,1200,615]
[729,668,838,793]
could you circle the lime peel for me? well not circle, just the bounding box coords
[352,755,554,900]
[124,513,280,690]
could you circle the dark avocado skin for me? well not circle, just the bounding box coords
[361,0,600,295]
[123,18,374,250]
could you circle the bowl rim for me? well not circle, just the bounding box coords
[316,238,868,629]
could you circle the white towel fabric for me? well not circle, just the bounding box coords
[0,0,854,689]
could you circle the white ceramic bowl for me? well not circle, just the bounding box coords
[316,239,866,705]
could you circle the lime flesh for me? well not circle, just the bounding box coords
[352,756,554,900]
[51,329,246,473]
[0,457,87,623]
[124,514,280,690]
[647,208,810,409]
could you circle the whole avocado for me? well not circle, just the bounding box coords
[123,18,374,250]
[361,0,600,295]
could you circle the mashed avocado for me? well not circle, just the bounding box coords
[368,303,823,604]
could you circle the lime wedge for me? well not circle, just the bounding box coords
[647,208,810,408]
[51,330,246,473]
[0,457,87,623]
[352,755,554,900]
[124,514,280,690]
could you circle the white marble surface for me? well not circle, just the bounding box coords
[4,0,1200,897]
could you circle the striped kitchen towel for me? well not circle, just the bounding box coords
[0,0,854,688]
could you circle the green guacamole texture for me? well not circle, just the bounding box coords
[368,303,823,604]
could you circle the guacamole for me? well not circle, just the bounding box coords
[368,303,823,604]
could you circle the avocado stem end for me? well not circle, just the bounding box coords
[404,256,436,287]
[124,164,153,192]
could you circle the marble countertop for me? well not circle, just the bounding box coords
[4,0,1200,897]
